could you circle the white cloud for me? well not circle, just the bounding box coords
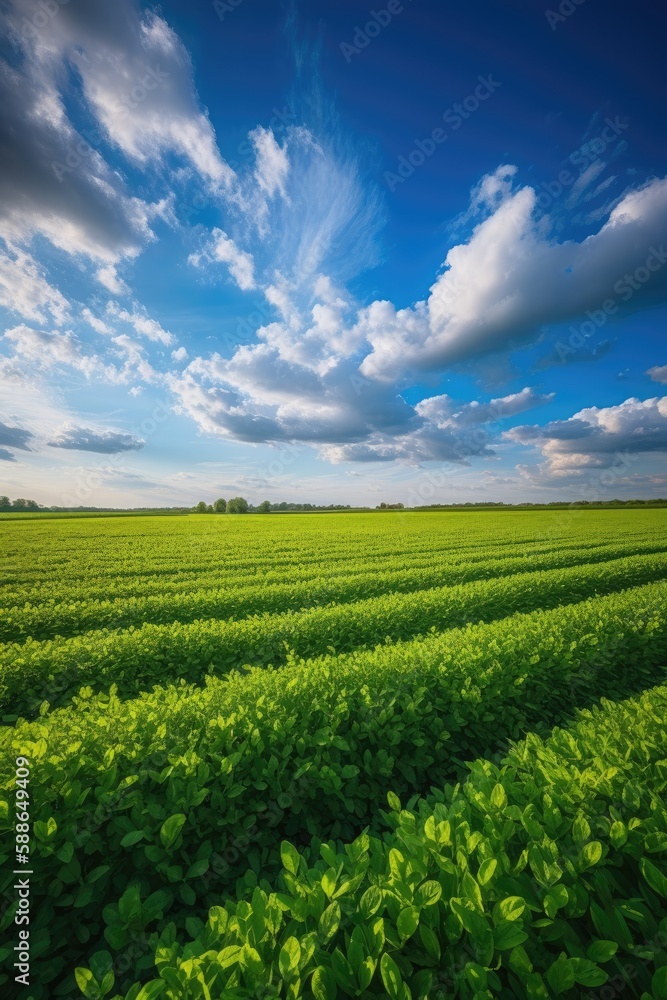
[360,172,667,380]
[0,248,70,326]
[82,307,112,336]
[106,301,174,345]
[5,0,232,188]
[96,265,131,296]
[415,387,554,428]
[189,229,256,291]
[171,346,188,362]
[507,396,667,477]
[647,364,667,384]
[251,126,289,198]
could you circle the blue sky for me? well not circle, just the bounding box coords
[1,0,666,507]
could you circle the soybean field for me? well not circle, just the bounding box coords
[1,508,667,1000]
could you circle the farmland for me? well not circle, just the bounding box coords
[1,508,667,999]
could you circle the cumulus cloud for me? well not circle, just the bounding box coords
[47,424,145,454]
[0,54,152,265]
[2,323,157,385]
[0,0,232,282]
[0,249,70,326]
[5,0,231,185]
[415,387,554,428]
[507,396,667,477]
[189,230,256,291]
[360,171,667,380]
[647,364,667,384]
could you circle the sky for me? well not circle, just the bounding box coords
[0,0,666,508]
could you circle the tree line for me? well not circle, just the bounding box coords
[192,499,355,513]
[0,496,42,511]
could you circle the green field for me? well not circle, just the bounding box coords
[2,509,667,999]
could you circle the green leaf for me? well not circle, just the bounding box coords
[397,905,419,941]
[579,841,603,869]
[586,940,618,964]
[120,829,145,848]
[380,952,403,1000]
[495,896,526,922]
[652,967,667,999]
[494,919,529,951]
[640,857,667,898]
[311,966,336,1000]
[359,885,383,919]
[415,879,442,906]
[464,962,488,991]
[543,884,568,918]
[570,958,608,987]
[490,783,507,809]
[387,791,401,811]
[509,945,533,975]
[546,955,576,994]
[134,984,166,1000]
[74,968,96,999]
[159,813,186,850]
[240,943,263,974]
[279,936,301,979]
[186,858,209,879]
[319,902,341,943]
[280,840,300,876]
[216,946,241,968]
[478,859,497,886]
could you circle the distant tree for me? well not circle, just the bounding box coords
[206,504,214,513]
[194,500,208,513]
[213,497,227,513]
[257,500,271,513]
[0,496,11,511]
[226,496,249,514]
[11,498,29,510]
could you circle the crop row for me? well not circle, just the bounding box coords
[3,550,667,718]
[1,531,644,611]
[1,539,656,620]
[0,527,610,598]
[3,539,667,644]
[103,681,667,1000]
[2,509,655,590]
[1,582,666,994]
